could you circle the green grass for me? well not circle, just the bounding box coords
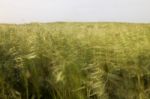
[0,22,150,99]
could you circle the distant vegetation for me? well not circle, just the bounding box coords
[0,22,150,99]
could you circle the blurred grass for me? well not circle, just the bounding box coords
[0,22,150,99]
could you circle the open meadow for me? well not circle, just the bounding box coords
[0,22,150,99]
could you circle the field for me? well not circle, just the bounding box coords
[0,22,150,99]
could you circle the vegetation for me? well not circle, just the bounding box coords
[0,22,150,99]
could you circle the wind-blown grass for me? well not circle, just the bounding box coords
[0,22,150,99]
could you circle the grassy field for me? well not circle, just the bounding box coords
[0,22,150,99]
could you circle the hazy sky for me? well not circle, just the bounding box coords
[0,0,150,23]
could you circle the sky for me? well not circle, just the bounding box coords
[0,0,150,23]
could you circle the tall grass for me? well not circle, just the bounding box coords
[0,22,150,99]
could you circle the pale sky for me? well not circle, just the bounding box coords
[0,0,150,23]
